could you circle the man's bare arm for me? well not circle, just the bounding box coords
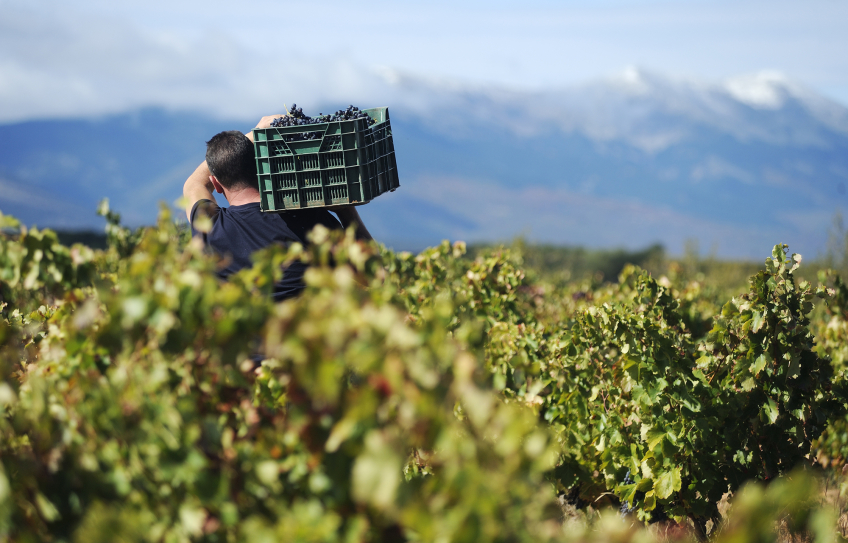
[334,207,373,242]
[183,161,215,221]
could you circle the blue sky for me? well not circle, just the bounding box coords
[1,0,847,122]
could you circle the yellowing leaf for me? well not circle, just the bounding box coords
[653,466,682,499]
[640,424,651,443]
[645,427,665,451]
[643,490,656,511]
[636,477,653,492]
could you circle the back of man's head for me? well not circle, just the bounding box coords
[205,131,257,190]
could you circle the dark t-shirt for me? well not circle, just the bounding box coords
[190,199,342,301]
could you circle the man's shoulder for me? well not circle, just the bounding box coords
[190,199,221,224]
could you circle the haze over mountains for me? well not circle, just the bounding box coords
[1,68,845,259]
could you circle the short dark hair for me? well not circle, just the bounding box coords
[205,130,257,190]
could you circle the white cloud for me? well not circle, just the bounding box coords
[1,0,848,124]
[725,71,792,110]
[0,5,429,122]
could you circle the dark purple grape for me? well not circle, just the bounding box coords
[619,500,635,518]
[267,104,376,133]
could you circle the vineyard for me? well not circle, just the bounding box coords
[3,202,848,542]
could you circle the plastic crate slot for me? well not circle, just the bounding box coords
[278,190,300,209]
[322,152,344,168]
[325,169,346,185]
[329,185,348,201]
[302,172,322,187]
[271,157,295,173]
[304,187,324,204]
[273,173,297,190]
[297,155,320,170]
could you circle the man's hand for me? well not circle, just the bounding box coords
[329,206,373,242]
[245,114,286,142]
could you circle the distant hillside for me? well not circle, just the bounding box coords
[1,70,846,258]
[0,109,235,229]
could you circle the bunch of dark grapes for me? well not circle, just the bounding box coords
[269,104,375,140]
[619,499,636,518]
[327,104,376,125]
[619,470,636,519]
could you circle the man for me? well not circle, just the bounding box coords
[183,114,373,301]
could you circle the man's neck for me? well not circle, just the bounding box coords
[223,186,261,207]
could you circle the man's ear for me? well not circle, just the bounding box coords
[209,175,225,194]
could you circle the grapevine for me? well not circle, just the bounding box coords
[0,203,846,541]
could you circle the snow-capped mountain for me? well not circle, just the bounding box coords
[388,67,848,149]
[0,69,846,258]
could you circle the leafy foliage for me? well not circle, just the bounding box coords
[496,247,840,530]
[0,211,561,542]
[385,240,846,532]
[2,205,848,542]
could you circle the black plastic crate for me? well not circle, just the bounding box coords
[252,107,400,212]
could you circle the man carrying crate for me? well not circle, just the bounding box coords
[183,114,373,301]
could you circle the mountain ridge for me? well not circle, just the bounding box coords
[0,69,846,258]
[386,67,848,151]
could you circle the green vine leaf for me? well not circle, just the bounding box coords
[653,466,682,500]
